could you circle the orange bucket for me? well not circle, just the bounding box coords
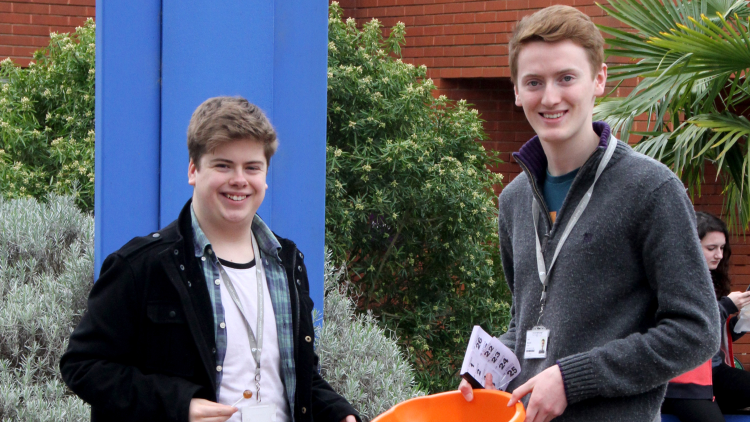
[372,390,526,422]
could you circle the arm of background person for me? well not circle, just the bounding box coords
[60,253,205,422]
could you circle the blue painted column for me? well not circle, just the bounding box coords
[94,0,161,274]
[96,1,328,314]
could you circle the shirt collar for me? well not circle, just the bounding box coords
[190,205,282,259]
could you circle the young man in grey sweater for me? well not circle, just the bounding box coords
[459,6,720,422]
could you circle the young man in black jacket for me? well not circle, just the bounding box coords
[61,96,359,422]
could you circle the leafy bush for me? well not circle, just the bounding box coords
[316,253,426,421]
[0,20,95,212]
[0,195,92,420]
[326,2,511,393]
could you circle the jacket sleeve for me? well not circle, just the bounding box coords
[719,296,745,342]
[311,367,361,422]
[556,178,721,404]
[60,253,202,422]
[496,196,517,351]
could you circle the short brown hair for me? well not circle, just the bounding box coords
[509,5,604,84]
[187,96,278,167]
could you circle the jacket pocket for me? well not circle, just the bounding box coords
[142,302,195,377]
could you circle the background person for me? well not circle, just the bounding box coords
[695,212,750,414]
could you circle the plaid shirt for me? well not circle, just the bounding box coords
[191,207,297,418]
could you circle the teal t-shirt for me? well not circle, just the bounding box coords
[543,168,579,221]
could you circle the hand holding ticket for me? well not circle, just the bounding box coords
[460,326,521,391]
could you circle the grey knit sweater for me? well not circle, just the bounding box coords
[497,122,720,421]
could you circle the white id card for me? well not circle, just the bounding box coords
[242,403,277,422]
[524,327,550,359]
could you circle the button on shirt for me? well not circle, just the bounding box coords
[190,206,297,417]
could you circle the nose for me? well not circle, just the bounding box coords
[716,249,723,262]
[541,84,561,108]
[228,167,248,187]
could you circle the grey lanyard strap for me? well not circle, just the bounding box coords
[216,232,265,402]
[532,136,617,322]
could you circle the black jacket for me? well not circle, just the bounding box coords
[60,200,359,422]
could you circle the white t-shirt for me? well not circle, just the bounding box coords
[217,258,291,422]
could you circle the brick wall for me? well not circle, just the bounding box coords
[0,0,94,67]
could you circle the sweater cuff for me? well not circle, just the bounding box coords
[719,296,739,315]
[557,353,598,404]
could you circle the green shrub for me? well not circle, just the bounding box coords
[0,195,92,420]
[326,2,511,393]
[316,252,426,421]
[0,20,95,212]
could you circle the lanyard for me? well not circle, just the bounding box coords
[532,136,617,323]
[216,232,265,402]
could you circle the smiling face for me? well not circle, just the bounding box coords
[188,138,267,234]
[701,231,726,271]
[514,39,607,147]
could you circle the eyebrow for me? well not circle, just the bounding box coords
[209,158,265,166]
[521,68,581,80]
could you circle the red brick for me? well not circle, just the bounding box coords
[0,13,32,24]
[464,2,486,12]
[496,10,519,21]
[463,23,484,34]
[359,0,378,7]
[461,67,483,77]
[475,11,496,22]
[422,25,443,36]
[529,0,552,8]
[50,4,88,16]
[454,34,474,45]
[12,3,49,14]
[475,33,496,44]
[455,13,475,24]
[443,45,462,56]
[424,46,444,56]
[444,3,463,14]
[0,23,10,34]
[12,24,50,36]
[424,4,443,14]
[384,6,405,16]
[433,14,453,24]
[414,15,433,25]
[505,0,529,10]
[454,56,474,67]
[486,1,507,11]
[12,45,36,56]
[433,56,454,67]
[30,14,68,25]
[440,68,462,78]
[404,5,423,15]
[433,35,454,45]
[0,45,12,55]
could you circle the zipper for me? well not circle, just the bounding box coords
[516,159,552,244]
[291,247,300,356]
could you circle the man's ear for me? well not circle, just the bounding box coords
[594,63,608,97]
[514,85,521,107]
[188,159,197,187]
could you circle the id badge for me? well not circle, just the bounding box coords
[524,326,550,359]
[241,403,277,422]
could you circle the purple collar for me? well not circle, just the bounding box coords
[512,121,612,183]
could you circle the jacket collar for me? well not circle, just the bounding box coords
[512,121,612,183]
[187,202,283,261]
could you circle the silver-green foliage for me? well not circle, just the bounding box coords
[316,254,426,422]
[0,195,92,420]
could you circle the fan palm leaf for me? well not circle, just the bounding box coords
[596,0,750,230]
